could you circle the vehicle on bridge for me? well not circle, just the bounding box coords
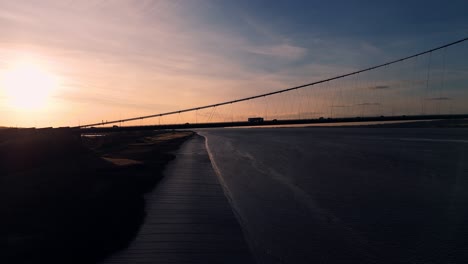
[248,117,264,123]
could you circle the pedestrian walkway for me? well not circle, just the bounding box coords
[103,134,254,264]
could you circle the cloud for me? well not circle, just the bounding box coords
[369,85,391,90]
[356,102,381,106]
[54,92,174,111]
[245,43,307,61]
[426,97,451,100]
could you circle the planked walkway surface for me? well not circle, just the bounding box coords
[103,134,254,264]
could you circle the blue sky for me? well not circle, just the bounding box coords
[200,0,468,66]
[0,0,467,126]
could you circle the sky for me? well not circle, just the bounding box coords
[0,0,467,127]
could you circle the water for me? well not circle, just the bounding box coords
[199,127,468,264]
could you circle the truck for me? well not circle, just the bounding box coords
[248,117,264,123]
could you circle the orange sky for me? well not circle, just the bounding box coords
[0,1,467,127]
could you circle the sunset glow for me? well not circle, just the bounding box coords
[1,60,59,111]
[0,1,466,127]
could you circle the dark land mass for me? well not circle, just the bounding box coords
[333,118,468,128]
[0,128,193,264]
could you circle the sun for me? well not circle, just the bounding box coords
[1,60,59,110]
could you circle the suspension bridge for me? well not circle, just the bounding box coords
[20,37,468,264]
[78,37,468,133]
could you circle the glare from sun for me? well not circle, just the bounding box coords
[1,60,59,110]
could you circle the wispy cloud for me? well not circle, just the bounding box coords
[369,85,391,90]
[356,102,381,106]
[427,97,451,100]
[245,44,307,61]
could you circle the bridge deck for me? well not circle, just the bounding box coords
[79,114,468,133]
[103,135,254,264]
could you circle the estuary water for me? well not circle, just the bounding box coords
[199,127,468,264]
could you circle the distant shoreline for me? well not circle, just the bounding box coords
[216,118,468,129]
